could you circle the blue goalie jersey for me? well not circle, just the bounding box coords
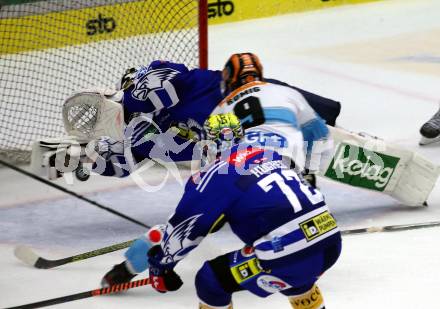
[121,60,223,164]
[122,60,222,118]
[158,144,341,267]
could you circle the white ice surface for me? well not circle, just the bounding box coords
[2,0,440,308]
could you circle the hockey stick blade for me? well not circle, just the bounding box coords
[14,246,39,267]
[14,240,135,269]
[3,278,150,309]
[342,221,440,235]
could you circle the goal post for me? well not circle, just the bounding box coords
[0,0,208,164]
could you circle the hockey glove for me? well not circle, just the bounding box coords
[101,261,136,287]
[148,245,183,293]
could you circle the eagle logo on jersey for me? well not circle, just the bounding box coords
[161,214,203,264]
[131,68,180,101]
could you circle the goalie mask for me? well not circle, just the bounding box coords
[201,113,244,165]
[221,53,263,95]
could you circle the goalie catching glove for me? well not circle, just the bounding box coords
[148,245,183,293]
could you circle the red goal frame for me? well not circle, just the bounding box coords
[199,0,208,69]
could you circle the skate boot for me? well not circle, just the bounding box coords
[420,105,440,145]
[101,261,136,287]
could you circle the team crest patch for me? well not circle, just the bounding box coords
[300,211,337,241]
[132,68,179,100]
[256,275,291,293]
[161,214,202,264]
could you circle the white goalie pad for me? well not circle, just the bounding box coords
[30,136,89,180]
[62,89,124,141]
[320,126,440,206]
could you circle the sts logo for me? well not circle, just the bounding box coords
[86,14,116,35]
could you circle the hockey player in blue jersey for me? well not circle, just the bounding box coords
[100,54,339,290]
[108,113,341,308]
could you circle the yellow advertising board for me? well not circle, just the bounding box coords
[0,0,195,55]
[0,0,381,55]
[207,0,381,24]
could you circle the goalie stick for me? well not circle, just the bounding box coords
[3,278,150,309]
[14,240,135,269]
[0,158,150,229]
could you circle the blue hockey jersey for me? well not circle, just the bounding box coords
[157,144,341,267]
[121,61,223,165]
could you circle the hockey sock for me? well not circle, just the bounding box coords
[288,284,325,309]
[199,301,233,309]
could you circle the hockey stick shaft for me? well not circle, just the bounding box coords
[42,239,135,267]
[0,159,150,229]
[3,278,150,309]
[341,220,440,235]
[16,239,135,269]
[18,220,440,270]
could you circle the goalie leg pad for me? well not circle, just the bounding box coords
[321,126,440,206]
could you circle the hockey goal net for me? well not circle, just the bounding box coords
[0,0,208,163]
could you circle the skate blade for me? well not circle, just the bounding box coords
[419,136,440,145]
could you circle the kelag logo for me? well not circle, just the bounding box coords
[208,0,234,19]
[86,14,116,36]
[324,143,400,191]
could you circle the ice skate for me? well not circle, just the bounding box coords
[420,105,440,145]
